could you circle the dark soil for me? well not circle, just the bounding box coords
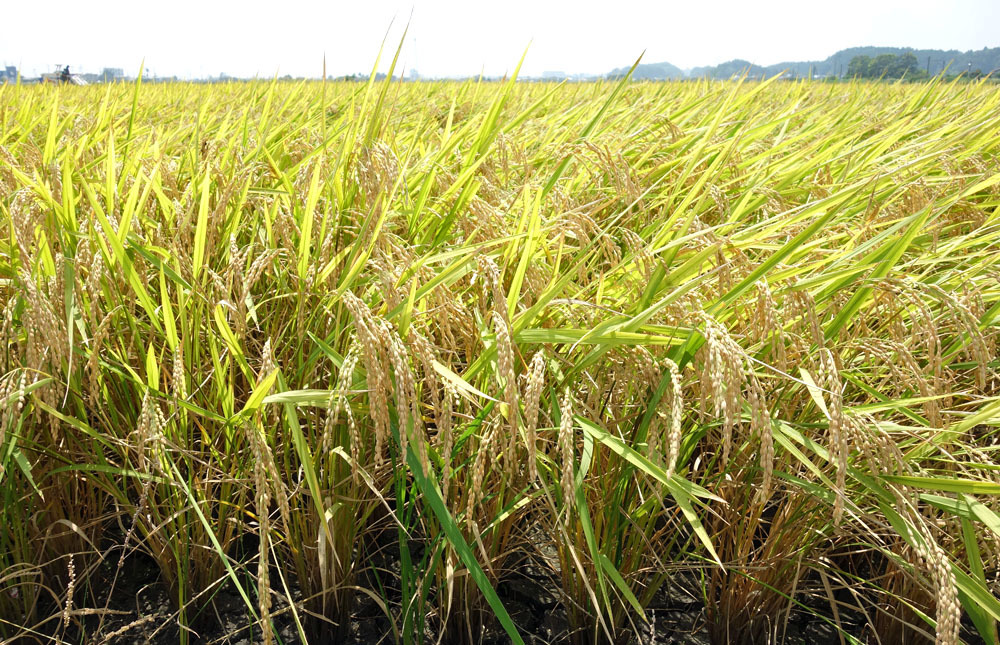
[30,539,985,645]
[61,554,849,645]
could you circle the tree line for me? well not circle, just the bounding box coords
[847,53,924,79]
[847,52,989,80]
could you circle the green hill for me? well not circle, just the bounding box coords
[608,61,685,80]
[616,46,1000,80]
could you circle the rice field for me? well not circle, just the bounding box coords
[2,69,1000,645]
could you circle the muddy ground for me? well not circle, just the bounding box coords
[76,551,859,645]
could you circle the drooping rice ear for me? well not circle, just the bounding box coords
[558,389,576,525]
[386,329,427,474]
[700,317,743,466]
[466,421,496,527]
[522,351,547,484]
[755,279,787,374]
[343,291,392,469]
[901,508,961,645]
[492,311,519,474]
[747,375,773,502]
[663,358,684,480]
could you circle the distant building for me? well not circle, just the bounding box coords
[542,71,567,79]
[0,66,16,82]
[100,68,124,82]
[408,68,419,81]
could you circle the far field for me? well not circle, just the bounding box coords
[1,74,999,644]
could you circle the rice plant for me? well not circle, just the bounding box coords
[2,67,999,645]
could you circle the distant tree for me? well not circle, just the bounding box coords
[870,53,897,78]
[847,55,872,78]
[890,52,919,78]
[849,53,922,80]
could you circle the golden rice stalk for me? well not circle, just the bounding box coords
[20,270,67,371]
[819,349,847,526]
[118,485,150,570]
[559,389,576,524]
[62,554,75,629]
[1,299,15,364]
[324,343,359,457]
[621,229,653,283]
[260,338,276,380]
[929,283,992,391]
[136,392,167,474]
[10,191,41,263]
[747,376,773,502]
[895,280,946,410]
[664,358,684,479]
[714,248,733,297]
[386,330,427,474]
[243,249,281,302]
[700,318,742,465]
[788,287,824,349]
[409,329,457,490]
[226,235,244,298]
[906,514,961,645]
[0,371,27,458]
[355,141,399,204]
[343,292,392,469]
[323,342,360,487]
[844,412,907,479]
[475,255,506,319]
[755,280,787,374]
[708,184,731,220]
[95,614,157,644]
[493,311,518,475]
[466,422,496,525]
[246,420,274,645]
[409,332,442,440]
[171,344,186,404]
[522,351,547,483]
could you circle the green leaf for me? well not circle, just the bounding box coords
[167,458,257,621]
[598,552,644,616]
[576,416,722,565]
[263,389,337,406]
[145,342,159,390]
[405,433,526,645]
[883,475,1000,495]
[297,161,322,280]
[12,448,43,500]
[159,270,178,350]
[964,494,1000,540]
[192,170,211,282]
[241,370,279,416]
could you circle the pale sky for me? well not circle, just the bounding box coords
[3,0,998,79]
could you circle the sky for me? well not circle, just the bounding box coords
[3,0,999,79]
